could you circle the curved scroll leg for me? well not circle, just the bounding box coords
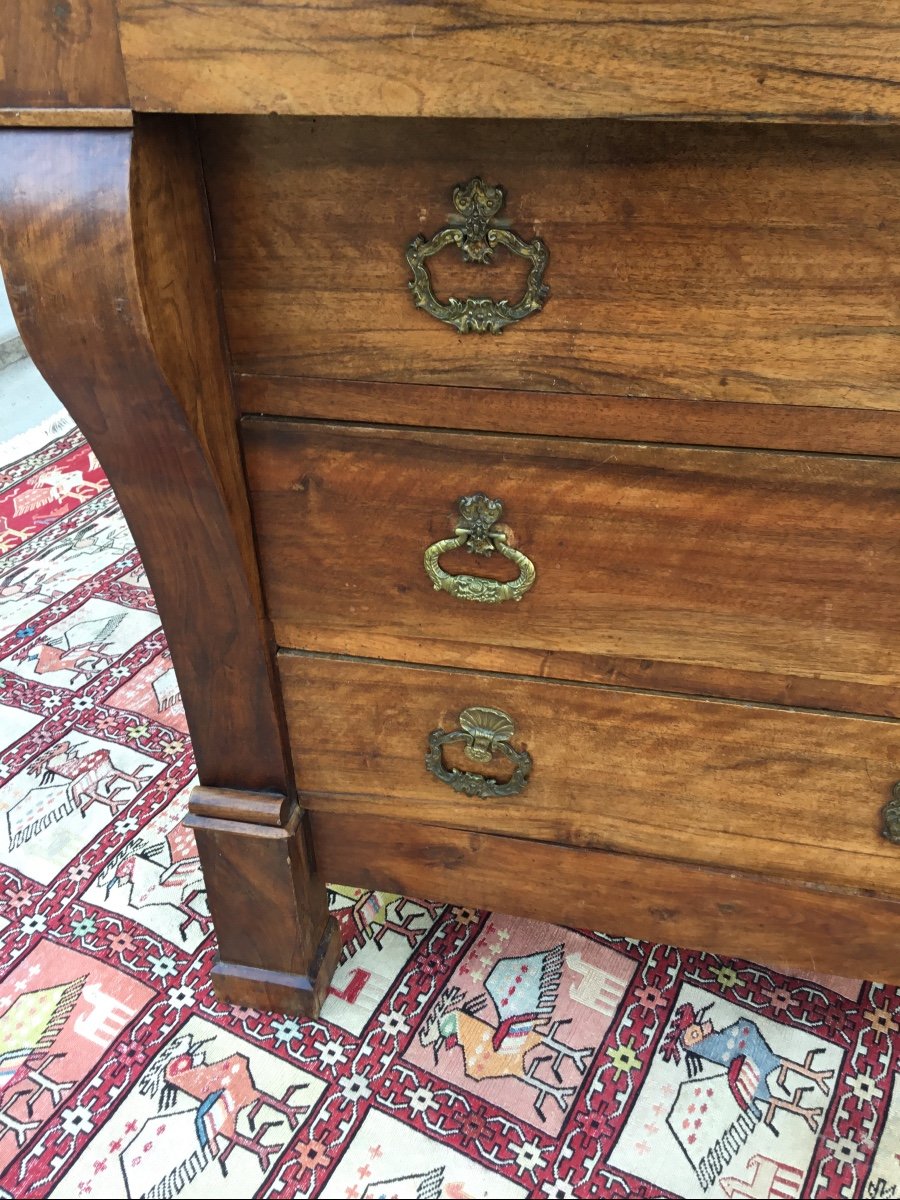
[0,117,340,1014]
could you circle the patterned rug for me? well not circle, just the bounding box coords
[0,413,896,1200]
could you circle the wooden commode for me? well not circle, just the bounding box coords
[2,2,900,1011]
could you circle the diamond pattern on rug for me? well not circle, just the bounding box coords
[0,418,895,1199]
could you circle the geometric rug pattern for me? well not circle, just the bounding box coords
[0,416,896,1198]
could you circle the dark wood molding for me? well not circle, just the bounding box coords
[0,121,287,793]
[0,121,338,1013]
[117,1,900,122]
[189,785,289,827]
[186,807,341,1014]
[237,375,900,459]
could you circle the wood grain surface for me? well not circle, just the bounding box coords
[201,117,900,411]
[0,123,291,795]
[187,806,342,1014]
[311,810,900,984]
[245,419,900,716]
[0,108,133,127]
[0,122,340,1012]
[238,376,900,459]
[283,653,900,901]
[118,1,900,122]
[0,0,129,112]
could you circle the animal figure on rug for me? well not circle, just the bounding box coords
[12,610,127,683]
[329,888,441,956]
[661,1002,834,1133]
[30,739,151,814]
[98,825,208,941]
[137,1032,310,1177]
[6,741,153,852]
[12,461,104,518]
[418,943,591,1121]
[52,515,132,565]
[0,976,86,1148]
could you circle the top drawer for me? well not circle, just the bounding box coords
[121,3,900,122]
[202,117,900,420]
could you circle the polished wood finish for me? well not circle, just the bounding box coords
[0,108,133,127]
[311,810,900,984]
[0,0,128,113]
[0,123,337,1014]
[0,124,287,793]
[238,376,900,459]
[118,1,900,123]
[203,117,900,411]
[188,785,290,827]
[6,5,900,995]
[187,805,342,1012]
[246,419,900,716]
[281,652,900,899]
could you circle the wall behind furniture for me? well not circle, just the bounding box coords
[0,270,16,343]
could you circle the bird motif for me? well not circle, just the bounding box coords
[662,1002,834,1133]
[419,944,591,1120]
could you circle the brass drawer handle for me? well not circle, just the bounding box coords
[424,493,535,604]
[425,706,531,798]
[406,177,549,334]
[883,782,900,844]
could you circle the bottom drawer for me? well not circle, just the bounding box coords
[280,652,900,900]
[310,811,900,983]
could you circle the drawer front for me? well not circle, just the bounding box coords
[281,653,900,899]
[244,419,900,716]
[202,117,900,414]
[121,3,900,123]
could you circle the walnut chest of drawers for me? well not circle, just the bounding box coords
[2,1,900,1010]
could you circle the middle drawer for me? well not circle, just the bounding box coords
[243,418,900,716]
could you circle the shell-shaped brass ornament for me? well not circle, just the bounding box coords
[458,706,516,761]
[425,705,531,798]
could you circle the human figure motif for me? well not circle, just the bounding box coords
[661,1002,833,1133]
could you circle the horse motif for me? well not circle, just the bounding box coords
[30,739,152,816]
[137,1032,309,1177]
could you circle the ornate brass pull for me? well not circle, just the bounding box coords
[425,706,531,798]
[883,782,900,844]
[406,177,549,334]
[424,493,535,604]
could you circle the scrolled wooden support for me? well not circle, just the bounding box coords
[0,118,338,1014]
